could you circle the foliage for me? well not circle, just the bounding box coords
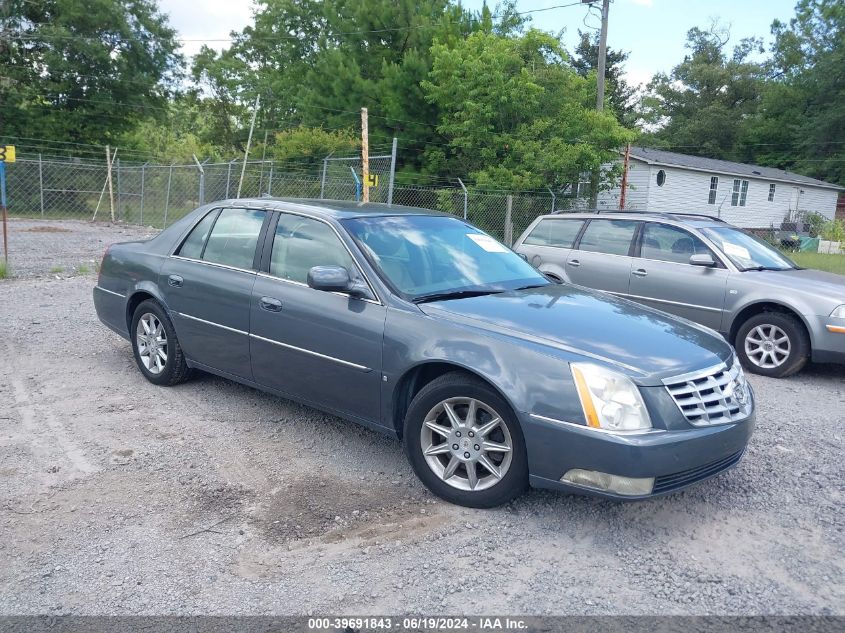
[571,30,638,127]
[804,212,828,238]
[0,259,8,280]
[0,0,182,148]
[269,128,359,165]
[638,24,766,159]
[820,219,845,243]
[423,29,633,190]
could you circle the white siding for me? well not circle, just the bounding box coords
[599,158,839,228]
[596,158,650,210]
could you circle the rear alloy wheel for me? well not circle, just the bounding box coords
[736,312,809,378]
[131,299,192,386]
[404,372,528,508]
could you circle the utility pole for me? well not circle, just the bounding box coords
[361,107,369,203]
[619,143,631,209]
[237,94,260,198]
[594,0,610,111]
[586,0,611,208]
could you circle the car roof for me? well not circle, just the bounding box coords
[223,197,449,220]
[542,211,729,228]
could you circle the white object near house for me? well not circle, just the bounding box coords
[598,147,843,229]
[819,240,842,255]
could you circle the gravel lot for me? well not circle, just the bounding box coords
[3,218,157,278]
[0,223,843,616]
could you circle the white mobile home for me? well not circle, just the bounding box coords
[597,147,842,229]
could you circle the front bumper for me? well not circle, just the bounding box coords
[810,315,845,365]
[522,408,755,500]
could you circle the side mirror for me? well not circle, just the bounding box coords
[689,253,716,267]
[307,265,371,299]
[518,252,529,262]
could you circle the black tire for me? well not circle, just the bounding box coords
[130,299,192,386]
[403,371,528,508]
[735,312,809,378]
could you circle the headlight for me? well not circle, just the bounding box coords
[571,363,652,433]
[830,305,845,319]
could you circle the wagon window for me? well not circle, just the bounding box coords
[523,219,585,248]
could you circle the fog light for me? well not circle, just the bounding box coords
[561,469,654,496]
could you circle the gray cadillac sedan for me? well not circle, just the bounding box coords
[94,199,755,508]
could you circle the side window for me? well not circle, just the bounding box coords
[640,223,714,264]
[270,214,357,284]
[177,209,219,259]
[523,219,584,248]
[202,208,266,269]
[577,220,639,256]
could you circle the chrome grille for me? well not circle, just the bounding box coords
[663,359,751,426]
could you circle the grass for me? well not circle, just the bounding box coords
[782,250,845,275]
[77,264,90,274]
[49,266,64,274]
[0,259,8,279]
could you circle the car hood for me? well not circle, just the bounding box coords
[743,268,845,301]
[419,284,733,380]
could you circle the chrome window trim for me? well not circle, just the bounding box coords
[254,272,381,306]
[529,413,665,436]
[171,255,257,276]
[95,286,125,298]
[173,311,248,336]
[249,333,371,372]
[264,209,383,306]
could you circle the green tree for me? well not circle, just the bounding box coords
[0,0,182,149]
[571,30,637,127]
[638,24,766,159]
[423,29,633,190]
[739,0,845,185]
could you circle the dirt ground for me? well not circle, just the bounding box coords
[0,223,843,616]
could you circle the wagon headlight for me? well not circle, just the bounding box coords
[830,305,845,319]
[571,363,652,433]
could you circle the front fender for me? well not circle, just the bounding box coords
[382,306,586,431]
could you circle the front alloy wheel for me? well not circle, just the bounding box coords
[420,397,513,492]
[404,371,528,508]
[735,312,809,378]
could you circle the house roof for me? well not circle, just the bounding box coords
[629,146,842,190]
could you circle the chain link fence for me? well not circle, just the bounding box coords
[3,152,589,273]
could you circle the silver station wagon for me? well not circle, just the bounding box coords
[94,199,755,507]
[515,212,845,378]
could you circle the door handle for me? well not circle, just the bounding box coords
[632,269,648,277]
[259,296,283,312]
[168,274,183,287]
[567,259,581,267]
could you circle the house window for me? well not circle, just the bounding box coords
[708,177,719,204]
[656,169,666,187]
[731,179,749,207]
[768,184,776,202]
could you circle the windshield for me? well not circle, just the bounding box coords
[342,215,548,300]
[702,227,799,271]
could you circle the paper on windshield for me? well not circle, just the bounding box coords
[467,233,509,253]
[722,242,751,260]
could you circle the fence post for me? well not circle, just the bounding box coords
[37,154,45,217]
[387,137,398,206]
[267,161,274,196]
[547,186,556,214]
[320,157,329,199]
[225,159,234,199]
[115,158,122,221]
[350,166,362,202]
[457,178,468,220]
[505,195,513,246]
[140,163,146,225]
[193,154,205,205]
[163,163,173,228]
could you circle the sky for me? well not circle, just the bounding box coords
[158,0,798,87]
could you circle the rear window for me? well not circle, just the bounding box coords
[523,219,584,248]
[177,210,219,260]
[577,220,639,256]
